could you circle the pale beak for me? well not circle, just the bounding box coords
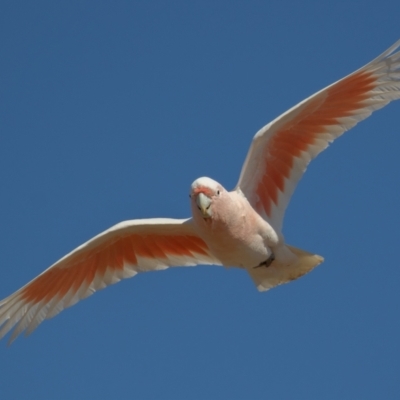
[196,192,212,218]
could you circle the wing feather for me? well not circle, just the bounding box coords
[0,218,220,343]
[236,40,400,231]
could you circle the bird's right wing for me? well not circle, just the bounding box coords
[235,40,400,232]
[0,218,220,343]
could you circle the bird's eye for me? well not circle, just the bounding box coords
[217,190,220,195]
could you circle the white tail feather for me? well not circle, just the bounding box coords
[247,245,324,292]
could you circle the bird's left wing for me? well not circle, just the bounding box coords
[0,218,220,343]
[236,40,400,232]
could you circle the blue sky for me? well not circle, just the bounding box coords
[1,1,400,399]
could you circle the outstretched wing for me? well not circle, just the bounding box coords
[0,218,220,343]
[236,40,400,231]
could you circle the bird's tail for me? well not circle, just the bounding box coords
[247,245,324,292]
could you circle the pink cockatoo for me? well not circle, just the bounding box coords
[1,40,400,343]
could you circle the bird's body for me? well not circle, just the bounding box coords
[190,178,280,269]
[1,40,400,343]
[188,177,320,290]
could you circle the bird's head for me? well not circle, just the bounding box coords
[189,177,225,220]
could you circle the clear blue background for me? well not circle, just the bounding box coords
[1,1,399,399]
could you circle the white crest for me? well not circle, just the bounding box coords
[190,177,221,192]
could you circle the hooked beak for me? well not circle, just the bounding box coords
[196,192,212,218]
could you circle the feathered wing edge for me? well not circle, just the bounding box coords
[0,218,221,343]
[236,39,400,232]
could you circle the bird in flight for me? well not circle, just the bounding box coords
[1,40,399,343]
